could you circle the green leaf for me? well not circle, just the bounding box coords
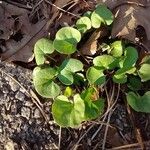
[93,55,118,69]
[113,73,127,84]
[53,27,81,54]
[81,88,104,120]
[127,91,150,113]
[33,66,60,98]
[52,94,85,127]
[76,16,91,33]
[58,58,83,85]
[64,87,73,97]
[34,38,54,65]
[128,76,142,91]
[91,5,113,28]
[86,66,105,85]
[83,11,92,18]
[116,66,136,76]
[138,64,150,82]
[110,41,123,57]
[123,46,138,69]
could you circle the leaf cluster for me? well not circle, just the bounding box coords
[33,5,150,127]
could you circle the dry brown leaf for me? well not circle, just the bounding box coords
[80,27,108,55]
[96,0,150,50]
[106,127,126,147]
[1,20,46,62]
[110,0,150,49]
[0,2,46,62]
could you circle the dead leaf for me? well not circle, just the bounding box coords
[0,2,46,62]
[1,20,46,62]
[110,0,150,49]
[106,127,126,147]
[80,27,108,55]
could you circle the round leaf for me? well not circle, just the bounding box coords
[91,5,113,28]
[33,66,60,98]
[110,41,123,57]
[52,94,85,127]
[81,88,104,120]
[53,27,81,54]
[138,64,150,82]
[86,66,105,85]
[34,38,54,65]
[76,16,91,33]
[58,59,83,85]
[123,46,138,69]
[127,91,150,113]
[93,55,117,69]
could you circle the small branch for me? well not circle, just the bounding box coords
[45,0,80,18]
[58,126,62,150]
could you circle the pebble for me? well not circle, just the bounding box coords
[0,61,59,149]
[4,140,15,150]
[15,91,25,101]
[34,108,41,118]
[2,86,9,94]
[9,80,20,92]
[21,107,31,120]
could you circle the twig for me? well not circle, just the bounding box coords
[45,0,80,18]
[106,140,150,150]
[58,126,62,150]
[91,84,115,140]
[29,0,44,19]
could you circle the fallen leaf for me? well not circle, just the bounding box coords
[80,27,108,55]
[110,0,150,49]
[1,19,46,62]
[0,2,46,62]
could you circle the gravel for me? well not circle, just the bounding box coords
[0,61,59,150]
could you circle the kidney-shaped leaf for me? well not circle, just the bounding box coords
[91,5,114,28]
[34,38,54,65]
[76,16,91,33]
[110,41,123,57]
[58,58,83,85]
[127,91,150,113]
[53,27,81,54]
[123,46,138,69]
[93,55,117,69]
[81,88,104,120]
[33,66,60,98]
[52,94,85,127]
[138,64,150,82]
[86,66,105,85]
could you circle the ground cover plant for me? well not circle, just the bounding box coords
[33,4,150,128]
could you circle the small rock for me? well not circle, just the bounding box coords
[9,80,20,92]
[20,87,26,93]
[34,108,41,118]
[15,92,25,101]
[2,86,9,94]
[4,140,14,150]
[0,124,3,133]
[21,107,31,119]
